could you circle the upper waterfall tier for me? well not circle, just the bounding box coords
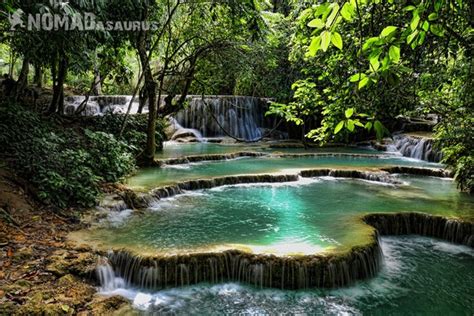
[174,96,273,141]
[64,95,279,141]
[386,134,442,162]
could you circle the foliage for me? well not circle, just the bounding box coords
[0,103,136,208]
[83,129,135,183]
[268,0,471,144]
[82,114,166,155]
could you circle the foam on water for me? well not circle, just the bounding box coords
[96,236,474,314]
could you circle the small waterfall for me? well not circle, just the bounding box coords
[168,117,204,143]
[363,213,474,247]
[174,96,271,141]
[388,134,442,162]
[96,236,382,291]
[95,213,473,292]
[96,256,126,292]
[64,95,140,116]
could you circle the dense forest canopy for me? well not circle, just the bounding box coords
[0,0,472,200]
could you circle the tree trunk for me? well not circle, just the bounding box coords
[138,86,147,114]
[137,30,158,166]
[34,64,42,88]
[48,55,68,114]
[14,57,29,100]
[92,67,102,95]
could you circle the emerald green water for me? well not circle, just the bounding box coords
[90,176,473,255]
[130,155,441,189]
[107,236,474,315]
[156,142,377,159]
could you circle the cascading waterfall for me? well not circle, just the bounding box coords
[174,96,272,141]
[96,235,383,291]
[96,256,126,292]
[95,213,473,291]
[168,117,204,142]
[64,95,141,116]
[64,95,278,141]
[388,134,442,162]
[124,166,450,209]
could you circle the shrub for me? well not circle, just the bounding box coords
[81,114,165,155]
[0,103,137,208]
[84,129,135,183]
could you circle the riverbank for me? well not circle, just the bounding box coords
[0,167,135,315]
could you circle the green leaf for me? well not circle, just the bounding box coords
[428,13,438,21]
[358,77,370,89]
[331,32,343,50]
[410,13,420,31]
[334,121,345,134]
[340,3,354,21]
[422,21,430,32]
[407,30,419,44]
[307,18,325,29]
[430,24,444,36]
[374,120,384,140]
[363,37,380,51]
[349,73,367,82]
[389,45,400,63]
[345,108,354,118]
[404,5,416,11]
[380,26,397,37]
[354,120,365,127]
[315,3,331,17]
[370,56,380,71]
[308,36,321,56]
[326,3,340,28]
[346,120,355,132]
[418,31,427,45]
[365,122,373,131]
[321,31,331,52]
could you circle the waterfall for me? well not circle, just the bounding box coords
[96,256,126,292]
[95,213,473,292]
[387,134,442,162]
[174,96,272,141]
[64,94,280,141]
[168,117,204,143]
[95,237,383,291]
[64,95,140,116]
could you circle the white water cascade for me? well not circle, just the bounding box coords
[64,95,141,116]
[174,96,271,141]
[64,95,278,142]
[96,256,126,292]
[387,134,442,162]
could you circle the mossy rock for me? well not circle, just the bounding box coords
[90,295,137,315]
[47,251,97,279]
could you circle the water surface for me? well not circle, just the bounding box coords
[130,155,442,189]
[102,236,474,315]
[89,176,473,255]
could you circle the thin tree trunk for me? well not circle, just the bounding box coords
[92,67,101,95]
[137,29,158,165]
[14,57,29,100]
[48,55,68,114]
[34,64,42,88]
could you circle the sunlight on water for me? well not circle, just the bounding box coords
[82,175,473,255]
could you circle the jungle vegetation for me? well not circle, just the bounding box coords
[0,0,472,210]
